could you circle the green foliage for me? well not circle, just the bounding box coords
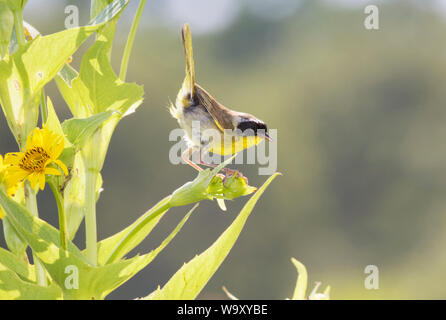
[0,247,34,282]
[2,183,27,256]
[2,215,27,256]
[0,186,197,299]
[97,196,172,265]
[62,111,114,150]
[0,267,62,300]
[0,0,128,147]
[289,258,330,300]
[291,258,307,300]
[0,1,14,58]
[147,173,280,300]
[222,258,331,300]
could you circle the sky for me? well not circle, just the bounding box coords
[24,0,446,35]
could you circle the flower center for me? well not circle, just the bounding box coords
[19,147,50,172]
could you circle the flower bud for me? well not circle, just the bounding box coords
[170,169,257,208]
[217,175,257,200]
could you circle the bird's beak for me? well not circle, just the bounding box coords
[264,132,273,142]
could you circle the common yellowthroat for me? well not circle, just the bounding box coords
[170,24,271,178]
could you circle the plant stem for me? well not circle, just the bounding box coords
[40,88,48,124]
[119,0,146,81]
[90,0,95,20]
[25,182,46,286]
[49,180,67,250]
[85,169,98,265]
[13,9,25,47]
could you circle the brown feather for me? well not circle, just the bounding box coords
[194,84,235,131]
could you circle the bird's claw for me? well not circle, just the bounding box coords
[216,173,225,180]
[221,169,248,185]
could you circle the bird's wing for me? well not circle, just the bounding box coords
[195,84,235,132]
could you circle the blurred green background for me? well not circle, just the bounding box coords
[1,0,446,299]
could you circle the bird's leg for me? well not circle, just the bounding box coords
[221,167,248,184]
[198,153,248,183]
[182,147,202,171]
[182,147,226,179]
[196,159,225,180]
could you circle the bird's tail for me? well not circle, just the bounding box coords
[178,24,195,107]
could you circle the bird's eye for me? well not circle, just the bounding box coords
[237,121,256,133]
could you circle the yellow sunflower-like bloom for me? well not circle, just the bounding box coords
[4,127,68,191]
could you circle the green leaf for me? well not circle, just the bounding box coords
[0,1,14,58]
[90,0,119,60]
[0,190,96,299]
[146,173,280,300]
[61,111,114,150]
[290,258,307,300]
[0,189,90,263]
[2,185,27,256]
[94,203,198,299]
[0,0,129,145]
[91,0,114,20]
[45,96,76,172]
[57,63,77,87]
[63,153,85,240]
[2,216,27,256]
[0,247,34,283]
[62,153,104,239]
[55,14,143,176]
[0,266,62,300]
[55,14,143,119]
[44,96,64,138]
[88,0,125,28]
[97,196,172,265]
[0,187,196,299]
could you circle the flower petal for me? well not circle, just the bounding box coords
[49,136,64,159]
[27,173,40,190]
[4,153,23,165]
[5,168,29,186]
[54,159,68,176]
[32,127,44,148]
[44,167,61,176]
[38,173,46,190]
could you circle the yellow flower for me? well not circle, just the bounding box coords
[4,127,68,191]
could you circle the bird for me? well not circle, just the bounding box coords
[170,24,271,181]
